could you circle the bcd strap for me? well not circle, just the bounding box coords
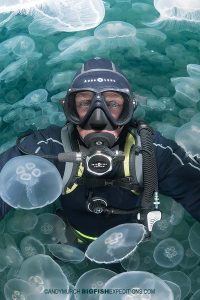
[62,123,144,194]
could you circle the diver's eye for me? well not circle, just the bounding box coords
[106,101,122,109]
[78,99,91,108]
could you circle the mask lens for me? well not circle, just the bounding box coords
[103,91,125,120]
[75,91,94,120]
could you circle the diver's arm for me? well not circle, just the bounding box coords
[153,131,200,222]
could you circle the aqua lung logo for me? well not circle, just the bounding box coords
[84,77,116,83]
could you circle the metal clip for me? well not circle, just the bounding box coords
[147,210,161,232]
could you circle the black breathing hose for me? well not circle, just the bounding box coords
[137,121,159,210]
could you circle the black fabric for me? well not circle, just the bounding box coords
[0,125,200,238]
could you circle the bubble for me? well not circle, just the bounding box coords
[85,223,146,264]
[153,238,184,268]
[0,155,63,209]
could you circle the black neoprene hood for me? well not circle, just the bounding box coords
[64,57,137,126]
[69,57,133,94]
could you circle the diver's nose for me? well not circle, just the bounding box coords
[89,108,108,130]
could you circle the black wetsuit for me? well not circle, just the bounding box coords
[0,125,200,238]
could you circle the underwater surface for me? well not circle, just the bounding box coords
[0,0,200,299]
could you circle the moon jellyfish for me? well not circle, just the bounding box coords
[30,213,67,244]
[187,64,200,79]
[121,250,140,271]
[0,218,5,234]
[20,236,45,258]
[47,37,100,65]
[169,201,184,225]
[6,211,38,234]
[47,244,85,263]
[23,89,48,107]
[175,121,200,158]
[160,271,191,299]
[137,240,158,272]
[189,267,200,293]
[148,0,200,32]
[85,223,146,264]
[173,81,200,108]
[164,280,181,300]
[58,36,80,51]
[94,21,140,55]
[0,155,63,209]
[49,112,66,127]
[190,290,200,300]
[179,240,200,270]
[17,254,69,298]
[46,70,76,92]
[4,246,24,269]
[1,0,105,34]
[4,278,39,300]
[151,213,174,239]
[136,28,167,46]
[100,271,174,300]
[0,57,27,83]
[188,222,200,256]
[153,238,184,268]
[75,268,116,300]
[0,248,9,271]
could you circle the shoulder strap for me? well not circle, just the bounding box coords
[123,127,143,189]
[61,123,84,194]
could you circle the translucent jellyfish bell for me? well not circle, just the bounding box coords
[160,271,191,299]
[4,278,39,300]
[189,266,200,293]
[23,89,48,107]
[30,213,67,244]
[18,254,69,298]
[188,222,200,256]
[6,211,38,234]
[0,57,27,83]
[175,121,200,158]
[75,268,116,300]
[1,0,105,34]
[47,244,85,263]
[0,155,63,209]
[99,271,174,300]
[153,238,184,268]
[20,236,45,258]
[94,21,139,54]
[85,223,146,264]
[148,0,200,32]
[164,280,181,300]
[179,240,200,270]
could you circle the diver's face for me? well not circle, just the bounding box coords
[75,91,124,139]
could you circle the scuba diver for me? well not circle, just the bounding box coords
[0,57,200,247]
